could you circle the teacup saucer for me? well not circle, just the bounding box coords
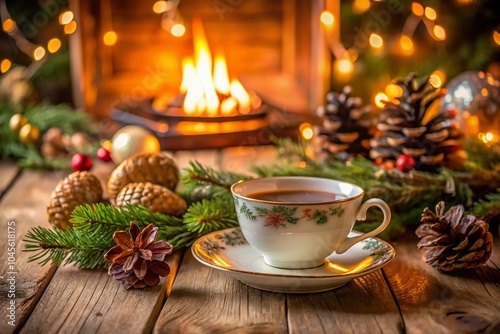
[191,227,395,294]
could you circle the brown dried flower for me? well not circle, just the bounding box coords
[105,222,173,289]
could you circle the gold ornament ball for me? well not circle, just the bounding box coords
[111,126,161,164]
[9,114,28,132]
[19,124,40,144]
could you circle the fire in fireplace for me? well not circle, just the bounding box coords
[150,18,264,121]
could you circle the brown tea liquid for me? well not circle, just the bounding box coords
[247,190,341,203]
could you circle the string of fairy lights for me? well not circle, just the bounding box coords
[320,0,500,109]
[0,4,77,75]
[0,1,185,75]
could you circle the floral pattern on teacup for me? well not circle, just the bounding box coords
[234,198,345,229]
[301,207,345,225]
[200,229,247,255]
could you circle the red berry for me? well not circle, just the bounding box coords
[396,154,415,172]
[97,147,112,162]
[71,153,93,171]
[445,109,459,118]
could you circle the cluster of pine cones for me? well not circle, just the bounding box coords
[46,152,187,288]
[317,73,467,170]
[47,151,187,230]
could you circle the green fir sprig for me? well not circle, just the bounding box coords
[24,226,112,268]
[180,161,250,202]
[183,198,239,234]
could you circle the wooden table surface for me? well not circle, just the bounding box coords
[1,146,499,334]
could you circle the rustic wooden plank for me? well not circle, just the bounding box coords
[153,251,287,333]
[0,171,62,334]
[20,251,183,334]
[384,235,500,334]
[0,161,20,198]
[220,146,277,176]
[287,271,402,334]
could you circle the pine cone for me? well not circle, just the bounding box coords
[47,171,103,229]
[416,201,493,271]
[115,182,187,216]
[370,73,467,170]
[105,222,173,289]
[107,152,179,200]
[317,86,374,159]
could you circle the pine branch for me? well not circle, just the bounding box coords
[25,103,97,134]
[23,226,112,268]
[182,198,239,235]
[471,189,500,221]
[180,161,251,201]
[70,203,184,239]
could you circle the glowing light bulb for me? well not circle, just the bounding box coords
[59,11,74,25]
[64,21,77,34]
[493,31,500,46]
[153,1,168,14]
[374,93,388,109]
[171,23,186,37]
[433,25,446,41]
[336,59,353,75]
[300,123,314,140]
[399,35,414,55]
[47,38,61,53]
[1,59,12,73]
[33,46,46,61]
[385,84,403,98]
[369,33,383,49]
[424,7,437,20]
[103,31,117,45]
[429,70,446,88]
[2,18,15,33]
[411,2,424,16]
[320,11,334,27]
[353,0,371,14]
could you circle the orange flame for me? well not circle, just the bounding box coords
[181,19,252,116]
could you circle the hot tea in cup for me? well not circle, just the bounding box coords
[231,176,391,269]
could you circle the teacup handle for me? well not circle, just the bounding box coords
[335,198,391,254]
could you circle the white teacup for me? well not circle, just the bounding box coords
[231,176,391,269]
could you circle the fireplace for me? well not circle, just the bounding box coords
[69,0,337,149]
